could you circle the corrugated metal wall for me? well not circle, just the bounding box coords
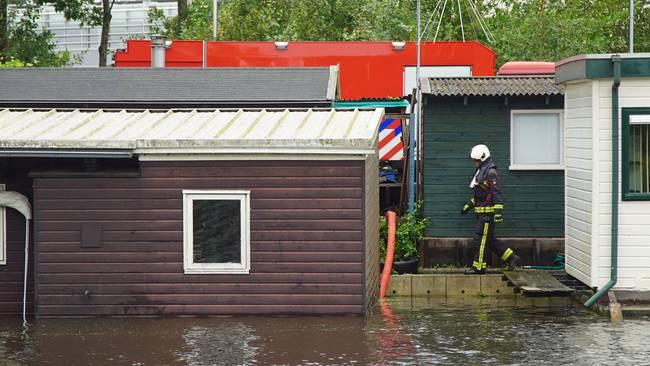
[422,96,565,238]
[33,160,368,316]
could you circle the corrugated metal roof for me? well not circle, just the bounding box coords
[421,77,564,96]
[0,108,382,155]
[0,67,337,107]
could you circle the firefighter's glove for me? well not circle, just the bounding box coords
[461,204,471,216]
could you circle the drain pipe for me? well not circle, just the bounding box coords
[585,55,622,308]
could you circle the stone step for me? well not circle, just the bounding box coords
[386,273,515,297]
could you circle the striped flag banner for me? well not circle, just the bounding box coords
[378,117,404,160]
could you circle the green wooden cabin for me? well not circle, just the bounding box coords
[420,77,565,241]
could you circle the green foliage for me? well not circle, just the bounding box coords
[0,56,30,67]
[4,1,74,66]
[380,203,428,261]
[39,0,102,26]
[483,0,650,66]
[149,0,213,40]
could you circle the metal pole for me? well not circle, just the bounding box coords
[213,0,218,40]
[409,0,421,213]
[629,0,634,53]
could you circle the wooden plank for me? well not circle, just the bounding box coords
[37,283,363,295]
[37,272,364,285]
[503,270,574,295]
[37,294,363,306]
[36,241,363,253]
[37,218,363,231]
[37,251,363,263]
[35,187,363,200]
[37,262,362,274]
[36,177,363,189]
[140,160,363,169]
[37,304,364,316]
[140,166,364,178]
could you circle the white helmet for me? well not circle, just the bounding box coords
[470,144,491,162]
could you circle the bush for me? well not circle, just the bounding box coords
[379,203,427,261]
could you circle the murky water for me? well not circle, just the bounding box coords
[1,297,649,365]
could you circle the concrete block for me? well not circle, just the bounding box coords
[411,275,446,296]
[480,274,515,297]
[386,275,411,297]
[446,274,480,296]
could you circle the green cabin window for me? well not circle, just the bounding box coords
[510,110,564,170]
[182,190,250,274]
[623,108,650,201]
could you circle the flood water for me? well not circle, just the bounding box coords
[1,297,649,365]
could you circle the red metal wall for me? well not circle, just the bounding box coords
[114,40,496,100]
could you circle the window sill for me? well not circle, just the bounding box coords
[183,267,250,275]
[509,164,565,171]
[622,193,650,201]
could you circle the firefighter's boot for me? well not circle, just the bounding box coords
[507,254,521,271]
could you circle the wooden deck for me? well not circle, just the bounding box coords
[503,270,574,296]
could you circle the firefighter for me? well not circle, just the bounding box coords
[461,144,520,274]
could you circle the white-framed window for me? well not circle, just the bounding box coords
[0,184,5,265]
[182,190,250,274]
[510,109,564,170]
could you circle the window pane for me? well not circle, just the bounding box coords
[512,113,561,165]
[629,123,650,194]
[193,200,241,264]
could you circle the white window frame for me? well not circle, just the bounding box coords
[182,190,250,275]
[510,109,565,170]
[0,184,5,265]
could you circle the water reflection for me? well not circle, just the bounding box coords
[0,297,648,365]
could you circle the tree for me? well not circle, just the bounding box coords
[0,0,7,58]
[1,0,73,66]
[482,0,650,65]
[176,0,187,38]
[42,0,113,66]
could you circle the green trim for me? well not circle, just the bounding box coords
[334,100,409,108]
[556,57,650,84]
[622,107,650,201]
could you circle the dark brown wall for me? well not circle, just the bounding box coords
[34,160,366,316]
[0,160,34,316]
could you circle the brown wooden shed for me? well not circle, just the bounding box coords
[0,108,382,317]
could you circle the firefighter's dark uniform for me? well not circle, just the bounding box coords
[462,159,516,272]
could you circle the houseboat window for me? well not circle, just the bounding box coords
[510,110,564,170]
[182,190,250,274]
[623,110,650,201]
[0,184,5,265]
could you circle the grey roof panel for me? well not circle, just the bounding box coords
[422,77,564,97]
[0,67,335,105]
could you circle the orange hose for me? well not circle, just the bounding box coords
[379,210,396,298]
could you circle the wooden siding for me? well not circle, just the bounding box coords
[33,160,367,316]
[423,95,565,238]
[363,153,379,313]
[595,78,650,290]
[563,81,595,287]
[0,162,34,316]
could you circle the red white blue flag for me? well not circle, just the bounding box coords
[378,117,404,160]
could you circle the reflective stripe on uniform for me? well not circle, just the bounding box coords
[474,206,495,213]
[474,222,489,270]
[501,248,513,261]
[474,204,504,213]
